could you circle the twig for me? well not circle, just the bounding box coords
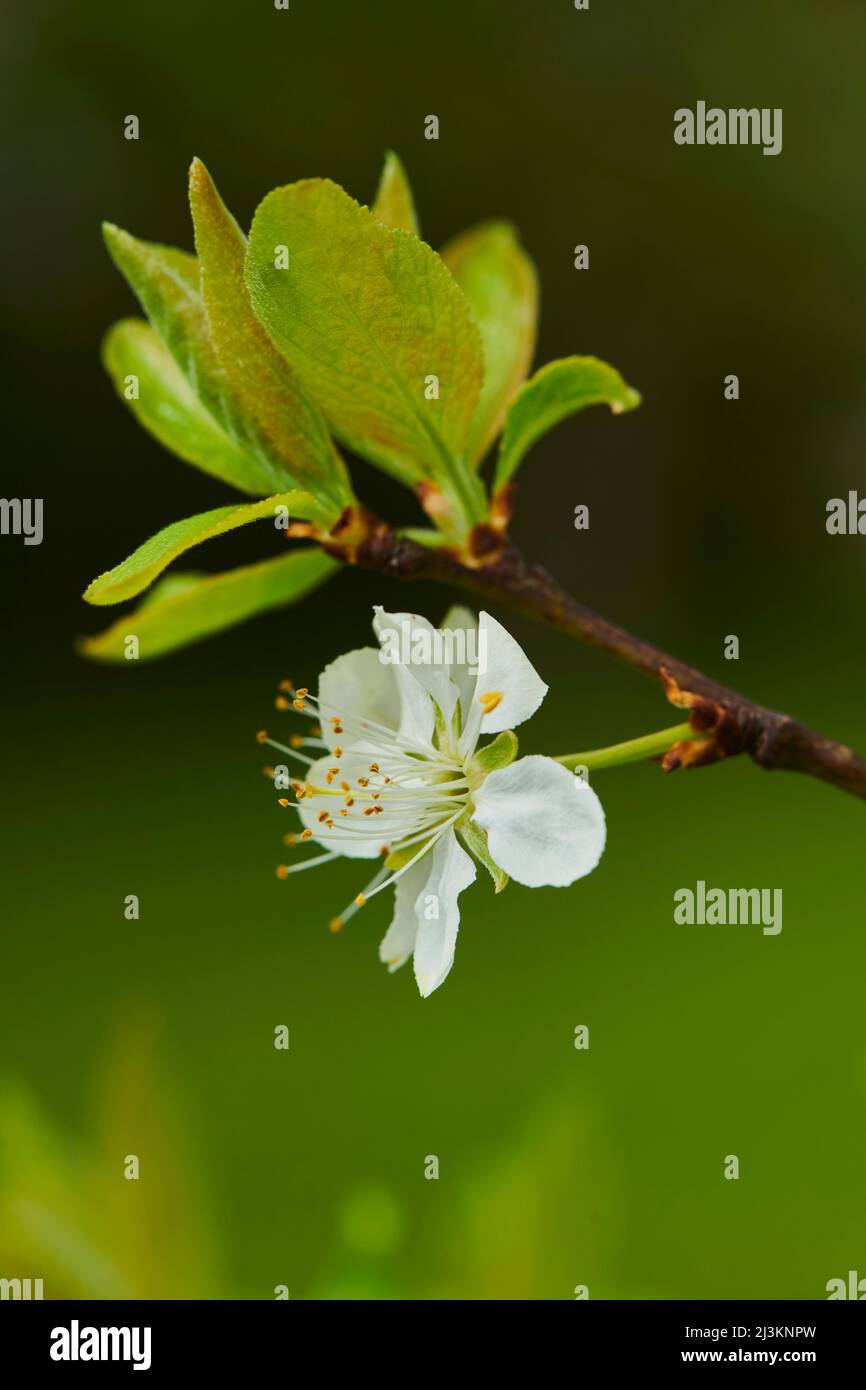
[353,526,866,801]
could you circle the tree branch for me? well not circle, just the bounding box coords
[354,526,866,801]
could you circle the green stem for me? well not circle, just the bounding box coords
[554,722,699,772]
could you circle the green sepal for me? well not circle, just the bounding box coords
[458,817,508,893]
[470,729,519,781]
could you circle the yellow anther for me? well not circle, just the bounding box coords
[278,679,294,693]
[344,796,355,807]
[328,917,343,934]
[301,828,313,841]
[369,762,380,774]
[262,765,275,778]
[479,690,503,714]
[256,729,268,744]
[290,734,304,748]
[333,745,343,758]
[295,687,309,699]
[358,776,370,788]
[275,696,290,711]
[278,798,290,808]
[354,893,366,907]
[276,865,288,880]
[340,781,351,792]
[283,832,297,846]
[293,699,306,712]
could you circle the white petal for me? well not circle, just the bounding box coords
[373,607,459,735]
[378,857,431,973]
[440,604,479,733]
[472,755,605,888]
[474,611,548,736]
[318,646,400,752]
[412,830,477,998]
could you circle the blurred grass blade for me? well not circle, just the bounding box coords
[84,491,331,605]
[442,222,538,467]
[495,356,641,491]
[245,179,486,524]
[188,159,353,511]
[103,318,293,497]
[79,549,338,662]
[372,151,420,234]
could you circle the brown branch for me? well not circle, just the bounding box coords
[352,525,866,801]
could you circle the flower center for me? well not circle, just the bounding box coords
[258,679,472,931]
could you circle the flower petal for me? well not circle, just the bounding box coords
[472,755,605,888]
[440,604,480,732]
[474,611,548,735]
[378,856,431,972]
[318,646,400,752]
[412,830,477,997]
[373,607,459,734]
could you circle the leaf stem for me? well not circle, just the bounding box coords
[554,722,698,772]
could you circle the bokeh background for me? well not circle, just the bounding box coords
[2,0,865,1299]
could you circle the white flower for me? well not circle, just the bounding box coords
[266,606,606,997]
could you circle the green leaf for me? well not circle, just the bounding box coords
[103,221,313,499]
[84,491,330,606]
[79,549,338,662]
[371,151,420,234]
[458,817,508,893]
[441,222,538,467]
[188,159,353,512]
[103,223,232,432]
[245,179,487,525]
[495,356,641,491]
[103,318,288,496]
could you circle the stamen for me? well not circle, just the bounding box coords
[479,690,503,714]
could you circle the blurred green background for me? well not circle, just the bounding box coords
[1,0,865,1299]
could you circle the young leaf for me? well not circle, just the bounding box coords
[103,319,290,496]
[188,159,353,512]
[495,356,641,491]
[441,222,538,467]
[84,491,330,606]
[372,151,420,234]
[245,179,487,524]
[79,550,338,662]
[103,222,320,500]
[103,224,230,427]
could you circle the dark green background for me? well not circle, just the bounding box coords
[1,0,864,1298]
